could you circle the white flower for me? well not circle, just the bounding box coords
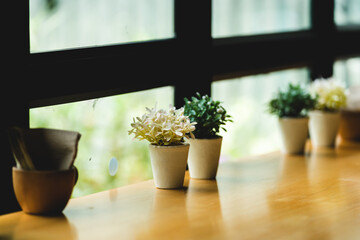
[310,78,347,111]
[129,105,196,146]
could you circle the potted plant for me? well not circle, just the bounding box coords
[268,83,317,154]
[184,93,232,179]
[128,105,196,189]
[308,78,347,147]
[8,127,81,215]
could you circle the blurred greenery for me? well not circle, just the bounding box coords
[30,0,174,53]
[334,58,360,87]
[30,87,174,197]
[212,0,310,37]
[335,0,360,25]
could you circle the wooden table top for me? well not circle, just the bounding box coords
[1,140,360,240]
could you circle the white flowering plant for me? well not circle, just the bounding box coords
[129,105,196,146]
[310,78,347,112]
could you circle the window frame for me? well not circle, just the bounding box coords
[2,0,360,214]
[25,0,360,107]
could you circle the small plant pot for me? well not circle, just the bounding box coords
[309,110,341,147]
[186,137,222,179]
[12,167,78,215]
[278,117,309,154]
[149,143,189,189]
[339,109,360,141]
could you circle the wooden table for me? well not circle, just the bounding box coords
[1,140,360,240]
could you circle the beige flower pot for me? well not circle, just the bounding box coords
[278,117,309,154]
[149,143,189,189]
[186,137,222,179]
[309,111,341,147]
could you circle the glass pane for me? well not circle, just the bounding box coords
[334,57,360,87]
[212,68,309,161]
[30,86,174,197]
[335,0,360,25]
[212,0,311,38]
[30,0,174,53]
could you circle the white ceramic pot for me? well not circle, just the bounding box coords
[278,117,309,154]
[186,137,222,179]
[148,143,189,189]
[309,111,341,147]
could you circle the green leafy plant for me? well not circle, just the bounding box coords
[268,83,317,118]
[184,93,232,139]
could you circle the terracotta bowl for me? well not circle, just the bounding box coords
[12,167,78,215]
[339,109,360,141]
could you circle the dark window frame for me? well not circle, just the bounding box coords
[26,0,360,107]
[1,0,360,214]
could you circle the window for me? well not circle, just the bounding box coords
[334,57,360,87]
[30,0,174,53]
[212,68,309,161]
[212,0,311,38]
[335,0,360,26]
[30,86,174,197]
